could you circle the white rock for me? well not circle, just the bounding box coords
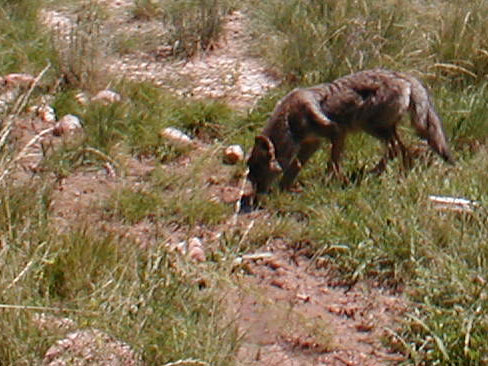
[223,144,244,164]
[53,114,82,136]
[160,127,193,146]
[38,105,57,123]
[3,73,35,88]
[75,92,89,105]
[188,237,205,262]
[91,89,121,104]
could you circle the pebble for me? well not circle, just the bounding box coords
[223,144,244,164]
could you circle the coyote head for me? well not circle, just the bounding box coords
[247,135,282,194]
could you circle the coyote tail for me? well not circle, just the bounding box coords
[408,78,455,164]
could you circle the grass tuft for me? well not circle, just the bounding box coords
[161,0,236,58]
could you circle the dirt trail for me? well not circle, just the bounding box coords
[104,8,279,109]
[233,241,406,366]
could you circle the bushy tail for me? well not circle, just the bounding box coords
[408,78,455,164]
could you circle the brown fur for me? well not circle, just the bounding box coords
[247,69,454,194]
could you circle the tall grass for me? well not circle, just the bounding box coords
[51,1,107,91]
[0,208,239,364]
[428,0,488,84]
[249,0,424,84]
[249,0,488,86]
[0,0,57,76]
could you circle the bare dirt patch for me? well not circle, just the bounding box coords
[105,10,279,109]
[233,240,407,366]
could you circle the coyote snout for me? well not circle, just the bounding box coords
[246,69,454,196]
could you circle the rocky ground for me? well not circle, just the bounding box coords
[2,1,409,364]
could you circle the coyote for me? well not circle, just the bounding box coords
[246,69,454,195]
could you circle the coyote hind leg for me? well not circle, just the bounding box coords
[370,129,412,175]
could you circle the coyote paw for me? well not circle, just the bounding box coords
[287,184,303,193]
[239,193,259,213]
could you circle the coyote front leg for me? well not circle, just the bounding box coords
[328,133,348,183]
[280,139,322,191]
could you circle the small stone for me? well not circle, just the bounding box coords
[355,321,374,332]
[270,278,287,289]
[39,105,57,123]
[223,144,244,164]
[189,246,206,262]
[53,114,82,136]
[160,127,193,146]
[75,92,89,105]
[3,73,35,88]
[91,89,121,104]
[188,237,206,262]
[43,329,141,366]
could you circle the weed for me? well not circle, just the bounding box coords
[0,184,239,365]
[131,0,162,21]
[106,187,161,225]
[428,0,488,84]
[51,1,107,91]
[161,0,235,58]
[105,152,232,227]
[436,83,488,153]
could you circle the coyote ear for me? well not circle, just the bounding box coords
[254,135,272,151]
[254,135,276,158]
[253,136,281,173]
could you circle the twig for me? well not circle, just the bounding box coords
[407,314,450,362]
[78,147,121,176]
[0,127,54,183]
[4,259,35,292]
[3,242,48,294]
[0,115,16,150]
[237,220,255,252]
[383,327,418,362]
[464,316,474,357]
[0,304,98,315]
[478,48,488,58]
[0,63,52,182]
[432,63,477,79]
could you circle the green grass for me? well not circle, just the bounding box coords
[233,143,488,363]
[249,0,488,87]
[104,152,233,227]
[249,0,423,84]
[0,181,239,365]
[2,0,488,364]
[0,0,51,71]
